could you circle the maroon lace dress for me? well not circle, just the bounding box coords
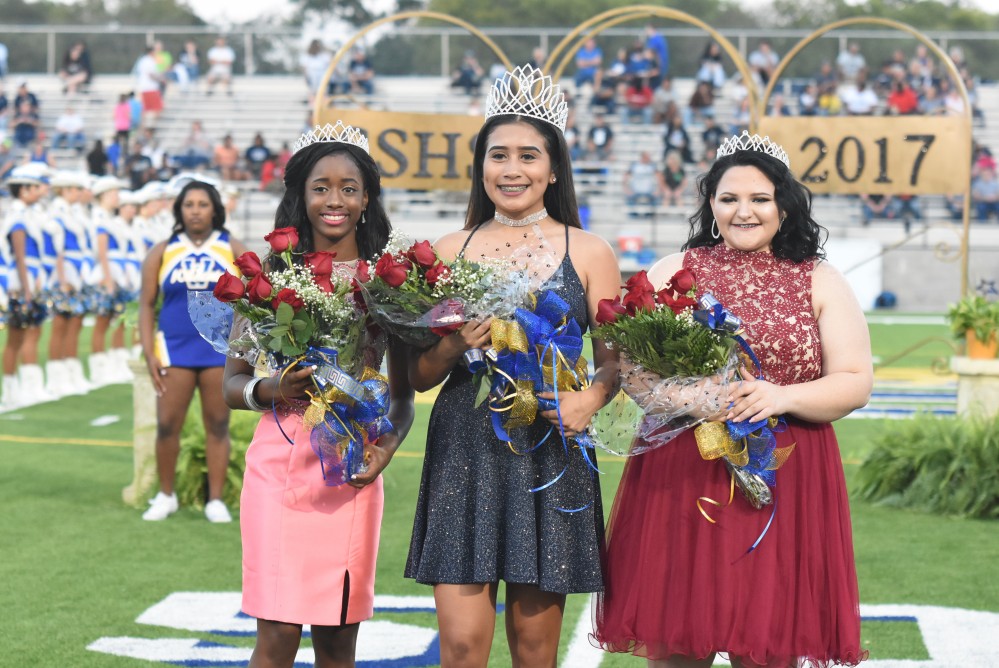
[594,245,866,667]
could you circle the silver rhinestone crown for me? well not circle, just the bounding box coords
[292,121,369,154]
[717,131,790,168]
[485,65,569,132]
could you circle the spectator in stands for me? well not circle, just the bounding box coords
[244,132,272,179]
[894,194,922,224]
[206,36,236,96]
[860,193,895,226]
[178,40,201,88]
[138,127,166,168]
[701,117,725,155]
[919,83,945,115]
[347,48,375,95]
[623,150,660,210]
[696,41,726,90]
[574,38,603,91]
[940,78,965,117]
[14,81,39,112]
[174,120,212,169]
[684,80,715,127]
[586,114,614,161]
[106,138,122,175]
[836,42,867,85]
[528,47,547,71]
[768,92,791,116]
[621,76,654,125]
[11,100,39,149]
[908,44,933,85]
[26,140,54,167]
[944,194,964,221]
[135,45,165,127]
[112,93,132,152]
[658,150,687,206]
[841,79,878,115]
[153,41,173,90]
[0,139,15,179]
[52,106,86,153]
[590,77,617,115]
[815,60,838,92]
[126,140,155,189]
[962,71,985,127]
[729,96,752,134]
[564,110,583,162]
[450,51,484,96]
[748,40,779,86]
[0,82,8,136]
[154,153,176,182]
[644,25,669,83]
[301,39,331,102]
[971,167,999,222]
[650,76,675,124]
[86,139,109,176]
[662,115,692,164]
[59,41,92,95]
[624,42,655,89]
[213,134,248,181]
[798,82,819,116]
[887,79,919,115]
[0,42,7,80]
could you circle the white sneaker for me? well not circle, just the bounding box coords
[45,360,70,398]
[88,352,110,387]
[0,374,21,410]
[204,499,232,523]
[142,492,178,521]
[18,364,55,405]
[63,358,92,395]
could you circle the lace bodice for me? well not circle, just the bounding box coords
[683,245,822,386]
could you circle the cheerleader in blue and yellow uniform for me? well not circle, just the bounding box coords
[87,175,132,387]
[43,171,92,397]
[138,179,248,521]
[1,163,52,409]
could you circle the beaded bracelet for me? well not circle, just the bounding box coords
[243,376,268,412]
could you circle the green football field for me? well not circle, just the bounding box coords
[1,317,997,667]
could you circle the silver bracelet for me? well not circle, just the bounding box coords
[242,376,268,412]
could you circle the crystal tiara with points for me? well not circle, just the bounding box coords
[485,65,569,133]
[717,130,790,168]
[292,121,369,154]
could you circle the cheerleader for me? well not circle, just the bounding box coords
[87,176,132,386]
[1,163,52,409]
[44,171,91,397]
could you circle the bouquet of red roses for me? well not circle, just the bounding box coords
[358,231,530,348]
[591,268,793,512]
[188,227,391,486]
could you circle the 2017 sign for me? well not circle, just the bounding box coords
[757,117,971,196]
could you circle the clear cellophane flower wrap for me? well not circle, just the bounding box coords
[358,231,536,348]
[590,269,795,512]
[187,227,392,486]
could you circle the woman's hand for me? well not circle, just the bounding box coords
[726,364,788,424]
[537,386,602,437]
[443,318,492,355]
[268,364,316,403]
[348,431,400,488]
[146,356,167,396]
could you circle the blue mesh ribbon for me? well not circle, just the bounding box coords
[187,289,235,356]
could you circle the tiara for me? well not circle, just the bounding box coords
[292,121,369,154]
[717,131,790,168]
[485,65,569,132]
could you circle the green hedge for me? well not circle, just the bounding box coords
[855,412,999,519]
[175,402,261,510]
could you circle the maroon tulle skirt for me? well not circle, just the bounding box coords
[593,419,867,667]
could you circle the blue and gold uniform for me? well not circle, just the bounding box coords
[155,229,237,368]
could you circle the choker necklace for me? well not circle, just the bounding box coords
[494,208,549,227]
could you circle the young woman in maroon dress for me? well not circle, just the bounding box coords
[594,134,871,668]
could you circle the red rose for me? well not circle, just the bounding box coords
[407,240,437,271]
[212,271,245,302]
[233,251,262,278]
[374,252,412,288]
[355,260,370,283]
[352,281,368,312]
[315,275,335,294]
[658,290,697,315]
[425,261,451,286]
[430,322,464,337]
[667,268,695,295]
[246,273,273,305]
[271,288,305,312]
[622,271,656,315]
[595,295,628,325]
[304,251,335,278]
[429,298,465,337]
[264,227,299,253]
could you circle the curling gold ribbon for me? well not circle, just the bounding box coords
[697,474,735,524]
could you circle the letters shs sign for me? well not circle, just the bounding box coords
[319,109,482,191]
[757,116,971,196]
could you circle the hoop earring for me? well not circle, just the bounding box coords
[711,218,720,240]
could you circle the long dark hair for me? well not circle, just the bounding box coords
[465,115,580,230]
[171,180,227,235]
[274,141,390,263]
[684,150,826,262]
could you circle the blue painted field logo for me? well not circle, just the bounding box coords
[87,592,440,666]
[88,597,999,667]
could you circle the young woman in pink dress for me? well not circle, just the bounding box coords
[223,123,415,668]
[594,133,872,668]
